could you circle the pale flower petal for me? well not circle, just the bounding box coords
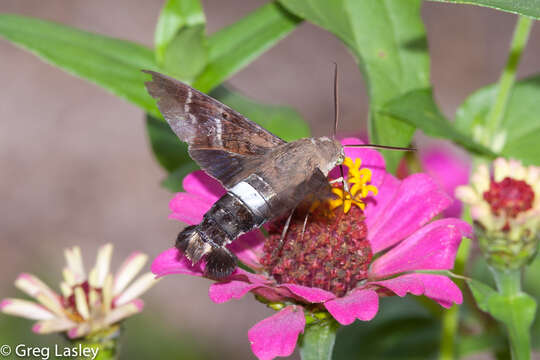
[455,185,479,204]
[113,252,148,296]
[33,318,77,334]
[103,300,144,327]
[471,164,490,194]
[62,267,77,287]
[74,286,90,320]
[1,299,55,320]
[113,273,159,307]
[15,273,63,314]
[92,243,113,288]
[35,293,65,317]
[68,323,91,339]
[64,246,86,283]
[102,274,114,312]
[60,282,72,297]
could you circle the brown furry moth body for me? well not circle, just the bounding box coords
[144,71,345,279]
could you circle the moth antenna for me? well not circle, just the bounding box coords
[333,62,340,139]
[343,144,416,152]
[332,62,348,194]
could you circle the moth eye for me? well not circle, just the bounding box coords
[221,112,229,119]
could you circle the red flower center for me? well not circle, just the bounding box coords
[483,177,534,219]
[260,205,372,297]
[62,281,103,321]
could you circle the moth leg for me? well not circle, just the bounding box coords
[328,177,344,184]
[329,176,350,193]
[276,207,296,257]
[279,207,295,246]
[300,211,310,241]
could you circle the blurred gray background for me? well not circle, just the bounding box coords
[1,1,539,359]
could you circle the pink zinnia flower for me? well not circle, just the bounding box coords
[152,137,472,360]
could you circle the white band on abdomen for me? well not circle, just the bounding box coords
[229,181,269,221]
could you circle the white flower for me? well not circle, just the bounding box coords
[1,244,159,338]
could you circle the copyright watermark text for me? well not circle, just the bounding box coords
[0,344,99,359]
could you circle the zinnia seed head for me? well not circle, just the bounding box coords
[483,177,534,220]
[261,204,372,297]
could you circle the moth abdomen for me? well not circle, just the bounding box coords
[175,191,262,278]
[175,225,210,264]
[205,247,238,279]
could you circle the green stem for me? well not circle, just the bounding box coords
[74,326,120,360]
[483,16,532,148]
[299,319,339,360]
[439,236,471,360]
[491,268,531,360]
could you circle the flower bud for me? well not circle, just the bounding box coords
[456,158,540,270]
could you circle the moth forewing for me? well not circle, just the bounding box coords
[143,71,344,279]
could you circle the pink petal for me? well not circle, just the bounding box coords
[209,270,270,304]
[182,170,226,203]
[168,193,212,224]
[248,306,306,360]
[420,144,470,218]
[367,174,453,253]
[369,274,425,297]
[330,137,386,189]
[227,231,265,270]
[370,219,471,278]
[278,284,336,303]
[370,273,462,308]
[151,248,204,278]
[209,281,262,304]
[364,174,400,229]
[419,274,463,308]
[324,289,379,325]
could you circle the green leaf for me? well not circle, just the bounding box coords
[154,0,206,64]
[193,2,301,93]
[279,0,430,172]
[146,114,198,192]
[333,297,440,359]
[487,292,537,359]
[381,88,496,157]
[467,278,498,313]
[146,114,192,173]
[455,75,540,165]
[523,255,540,348]
[0,14,161,117]
[161,162,200,192]
[209,85,310,141]
[427,0,540,20]
[299,320,339,360]
[161,24,208,82]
